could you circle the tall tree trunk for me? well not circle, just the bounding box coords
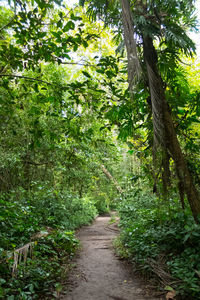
[120,0,141,88]
[143,35,200,222]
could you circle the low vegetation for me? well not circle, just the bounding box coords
[0,187,98,299]
[116,179,200,299]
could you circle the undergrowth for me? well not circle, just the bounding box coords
[0,184,97,299]
[117,189,200,300]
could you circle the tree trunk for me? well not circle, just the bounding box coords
[162,151,171,198]
[101,164,123,194]
[120,0,141,88]
[143,35,200,222]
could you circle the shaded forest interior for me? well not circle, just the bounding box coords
[1,0,200,299]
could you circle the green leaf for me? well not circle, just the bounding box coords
[70,13,82,21]
[57,20,63,28]
[82,40,88,48]
[96,69,105,74]
[164,286,174,292]
[0,279,6,285]
[73,44,78,51]
[52,31,62,39]
[63,21,75,32]
[38,32,46,38]
[82,71,91,78]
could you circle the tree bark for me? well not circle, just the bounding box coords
[120,0,141,88]
[143,35,200,222]
[162,151,171,198]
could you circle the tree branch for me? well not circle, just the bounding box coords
[101,164,123,194]
[0,74,55,86]
[57,61,95,67]
[0,16,16,32]
[23,160,53,166]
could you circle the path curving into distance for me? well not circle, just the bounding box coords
[61,215,162,300]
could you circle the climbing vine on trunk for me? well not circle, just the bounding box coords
[143,35,200,221]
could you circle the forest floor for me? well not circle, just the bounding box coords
[60,213,163,300]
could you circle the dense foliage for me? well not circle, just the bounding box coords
[117,182,200,298]
[0,1,121,298]
[1,0,200,298]
[0,187,97,299]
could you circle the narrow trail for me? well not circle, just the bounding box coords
[61,215,161,300]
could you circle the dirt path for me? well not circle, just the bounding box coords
[61,215,161,300]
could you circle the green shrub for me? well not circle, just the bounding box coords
[93,193,109,214]
[0,230,79,299]
[118,191,200,299]
[0,185,97,299]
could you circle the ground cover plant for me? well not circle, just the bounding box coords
[0,186,98,299]
[117,182,200,299]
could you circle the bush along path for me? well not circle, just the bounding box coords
[0,189,98,299]
[60,214,161,300]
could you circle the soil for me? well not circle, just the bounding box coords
[61,214,162,300]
